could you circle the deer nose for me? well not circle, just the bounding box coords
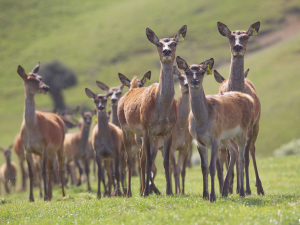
[233,45,243,51]
[43,86,50,92]
[111,99,118,104]
[184,83,189,89]
[98,106,105,111]
[191,79,200,86]
[163,49,171,56]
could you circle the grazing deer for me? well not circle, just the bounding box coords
[17,62,65,201]
[118,25,187,196]
[0,145,17,194]
[170,66,193,194]
[176,56,254,201]
[85,88,124,198]
[217,21,264,196]
[64,110,93,191]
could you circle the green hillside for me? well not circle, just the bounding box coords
[0,0,300,158]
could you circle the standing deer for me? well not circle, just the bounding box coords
[118,25,187,196]
[217,21,264,196]
[17,62,65,201]
[85,88,124,198]
[64,110,93,191]
[0,145,17,194]
[176,56,253,201]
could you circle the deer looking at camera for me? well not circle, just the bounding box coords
[0,145,17,194]
[217,21,264,196]
[85,88,125,198]
[17,62,66,202]
[176,56,254,202]
[118,25,187,196]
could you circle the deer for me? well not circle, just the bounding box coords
[63,110,93,191]
[0,145,17,194]
[17,62,66,201]
[85,87,124,198]
[217,21,264,196]
[176,56,254,201]
[117,25,187,196]
[214,69,249,194]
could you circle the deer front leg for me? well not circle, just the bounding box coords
[20,159,26,191]
[170,145,180,194]
[41,149,50,201]
[47,157,54,201]
[74,157,83,186]
[237,136,246,198]
[197,144,209,199]
[95,153,102,198]
[26,153,35,202]
[113,153,121,196]
[84,159,91,191]
[216,156,223,194]
[163,133,173,196]
[143,130,153,196]
[57,146,66,198]
[209,141,220,202]
[122,131,133,197]
[180,145,190,194]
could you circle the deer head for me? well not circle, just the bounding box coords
[176,56,214,89]
[85,88,113,113]
[146,25,187,63]
[0,145,13,160]
[95,81,124,106]
[17,62,50,95]
[173,66,189,94]
[217,21,260,57]
[118,71,151,88]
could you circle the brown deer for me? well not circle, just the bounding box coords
[0,145,17,194]
[118,25,187,196]
[170,66,193,194]
[176,56,254,201]
[85,88,124,198]
[64,110,93,191]
[17,62,65,201]
[217,21,264,196]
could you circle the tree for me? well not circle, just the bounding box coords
[40,60,77,111]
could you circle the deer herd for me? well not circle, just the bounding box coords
[0,21,265,202]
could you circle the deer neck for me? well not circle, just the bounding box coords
[189,86,209,126]
[79,123,91,153]
[176,90,190,132]
[228,55,245,92]
[111,104,120,127]
[156,62,175,114]
[97,111,111,141]
[24,92,37,131]
[6,156,11,167]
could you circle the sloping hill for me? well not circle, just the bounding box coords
[0,0,300,157]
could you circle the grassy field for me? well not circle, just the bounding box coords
[1,0,300,157]
[0,155,299,224]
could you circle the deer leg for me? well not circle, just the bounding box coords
[142,130,152,196]
[95,153,102,198]
[180,147,189,194]
[222,142,237,197]
[119,149,126,196]
[237,136,246,198]
[4,181,9,194]
[209,141,220,202]
[65,162,70,186]
[170,145,179,194]
[41,150,50,201]
[20,159,26,191]
[163,133,173,196]
[251,122,264,195]
[113,153,121,196]
[74,158,83,186]
[227,149,234,194]
[47,157,54,201]
[244,129,252,195]
[216,156,223,194]
[104,159,113,197]
[197,144,209,199]
[122,131,133,197]
[26,154,36,201]
[56,147,65,198]
[84,159,91,191]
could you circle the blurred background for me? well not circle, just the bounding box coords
[0,0,300,169]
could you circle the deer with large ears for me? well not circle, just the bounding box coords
[85,88,124,198]
[118,25,187,196]
[17,62,66,201]
[176,56,254,201]
[217,21,264,196]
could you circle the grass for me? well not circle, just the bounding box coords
[1,0,300,157]
[0,155,300,224]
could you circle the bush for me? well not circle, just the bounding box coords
[273,139,300,157]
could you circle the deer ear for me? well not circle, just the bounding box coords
[17,65,27,80]
[213,70,225,84]
[244,68,250,78]
[174,25,187,42]
[96,81,110,92]
[202,58,214,72]
[118,73,131,87]
[140,71,151,86]
[32,62,40,74]
[247,21,260,36]
[146,27,159,45]
[217,22,231,37]
[106,92,113,98]
[119,84,124,91]
[173,66,181,77]
[176,56,188,71]
[85,88,95,99]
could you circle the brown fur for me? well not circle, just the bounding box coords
[0,147,17,194]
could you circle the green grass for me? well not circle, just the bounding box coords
[1,0,300,157]
[0,155,300,224]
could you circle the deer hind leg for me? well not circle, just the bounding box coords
[149,138,158,194]
[84,159,91,191]
[74,158,83,186]
[216,156,223,194]
[95,153,103,198]
[209,140,220,202]
[163,133,173,196]
[26,153,35,202]
[122,131,133,197]
[197,144,209,199]
[180,146,190,194]
[142,130,152,196]
[20,159,26,191]
[41,149,50,201]
[113,152,122,196]
[104,159,113,197]
[47,157,54,201]
[170,145,179,195]
[119,149,126,196]
[250,122,264,195]
[57,146,66,198]
[226,148,234,194]
[244,125,252,195]
[222,141,237,197]
[236,133,246,198]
